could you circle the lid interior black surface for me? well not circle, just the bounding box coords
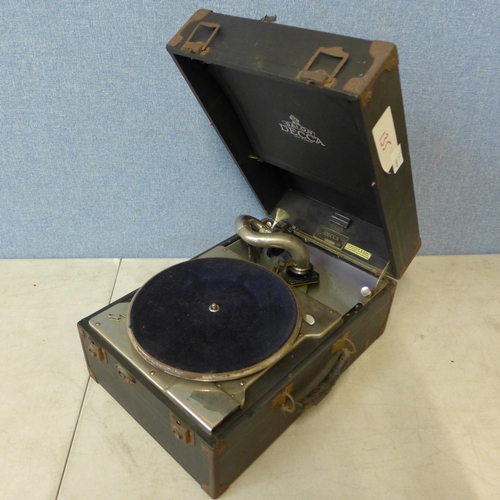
[209,65,378,217]
[174,55,385,229]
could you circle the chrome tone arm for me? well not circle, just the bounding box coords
[235,215,311,273]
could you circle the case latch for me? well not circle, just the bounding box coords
[170,414,195,445]
[297,46,349,88]
[182,22,221,55]
[87,340,107,364]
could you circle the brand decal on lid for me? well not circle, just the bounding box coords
[279,115,325,146]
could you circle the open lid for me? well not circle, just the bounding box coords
[167,10,420,279]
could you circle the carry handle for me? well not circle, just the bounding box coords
[275,349,351,414]
[298,349,351,409]
[182,21,221,55]
[297,46,349,88]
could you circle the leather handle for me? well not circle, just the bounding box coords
[298,349,351,410]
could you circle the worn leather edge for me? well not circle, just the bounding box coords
[343,40,399,107]
[167,8,212,48]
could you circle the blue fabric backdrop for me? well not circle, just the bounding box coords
[1,1,499,258]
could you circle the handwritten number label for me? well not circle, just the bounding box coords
[372,106,403,174]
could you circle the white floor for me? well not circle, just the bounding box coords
[1,255,499,500]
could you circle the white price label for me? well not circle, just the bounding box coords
[372,106,404,174]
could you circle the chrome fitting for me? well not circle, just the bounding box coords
[235,215,312,274]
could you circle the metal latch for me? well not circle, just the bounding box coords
[170,414,195,445]
[297,46,349,88]
[87,341,107,363]
[182,22,220,55]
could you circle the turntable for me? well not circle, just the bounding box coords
[78,10,420,498]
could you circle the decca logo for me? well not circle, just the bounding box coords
[278,115,325,146]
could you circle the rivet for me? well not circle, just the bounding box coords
[150,370,155,376]
[95,322,101,326]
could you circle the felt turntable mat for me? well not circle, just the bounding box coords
[128,258,298,375]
